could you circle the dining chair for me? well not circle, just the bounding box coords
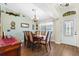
[40,31,52,52]
[24,31,30,47]
[24,31,27,45]
[27,31,41,50]
[48,32,52,50]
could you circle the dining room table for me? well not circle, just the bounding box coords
[33,34,46,41]
[32,34,47,49]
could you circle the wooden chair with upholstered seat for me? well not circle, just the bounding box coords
[24,31,27,45]
[40,31,52,52]
[27,31,42,50]
[24,31,31,48]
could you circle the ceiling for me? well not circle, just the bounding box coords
[1,3,79,22]
[1,3,59,20]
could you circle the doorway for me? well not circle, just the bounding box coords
[61,17,77,46]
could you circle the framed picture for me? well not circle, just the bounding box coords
[21,23,29,28]
[10,21,15,29]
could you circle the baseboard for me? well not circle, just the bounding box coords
[55,41,61,44]
[61,41,79,48]
[77,45,79,48]
[52,40,79,47]
[52,40,61,44]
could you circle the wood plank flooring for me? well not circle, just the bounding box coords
[21,42,79,56]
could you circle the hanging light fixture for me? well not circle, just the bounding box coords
[32,9,39,22]
[60,3,69,7]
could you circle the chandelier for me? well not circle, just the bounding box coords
[32,9,39,22]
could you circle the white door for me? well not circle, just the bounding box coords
[61,18,77,46]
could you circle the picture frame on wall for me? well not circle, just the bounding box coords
[10,21,15,29]
[21,23,29,28]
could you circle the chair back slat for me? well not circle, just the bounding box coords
[24,31,29,40]
[49,32,52,43]
[28,32,33,42]
[45,31,49,43]
[45,31,52,43]
[24,31,27,40]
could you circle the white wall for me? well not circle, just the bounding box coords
[54,18,61,44]
[76,9,79,47]
[1,6,35,42]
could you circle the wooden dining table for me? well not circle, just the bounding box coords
[33,34,46,41]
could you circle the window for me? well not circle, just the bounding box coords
[40,22,53,31]
[64,20,73,36]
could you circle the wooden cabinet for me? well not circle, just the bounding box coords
[0,43,21,56]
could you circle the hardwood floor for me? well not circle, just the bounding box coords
[21,42,79,56]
